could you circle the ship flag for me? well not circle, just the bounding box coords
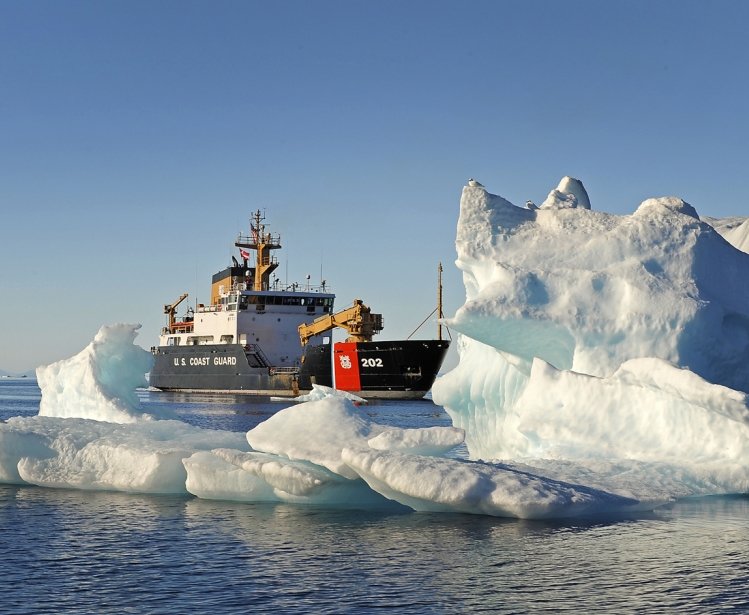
[239,248,250,260]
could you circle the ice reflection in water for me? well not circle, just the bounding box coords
[3,485,746,614]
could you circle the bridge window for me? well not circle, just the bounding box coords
[187,335,214,345]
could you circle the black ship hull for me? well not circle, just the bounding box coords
[149,344,300,396]
[150,340,449,400]
[299,340,450,399]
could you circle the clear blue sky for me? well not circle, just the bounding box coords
[1,0,748,373]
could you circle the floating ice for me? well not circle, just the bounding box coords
[246,397,386,479]
[432,178,749,502]
[290,383,367,404]
[36,323,166,423]
[1,323,246,494]
[244,397,463,479]
[0,416,247,493]
[184,398,638,518]
[341,448,648,518]
[185,397,454,509]
[446,180,749,389]
[184,446,404,509]
[367,425,465,456]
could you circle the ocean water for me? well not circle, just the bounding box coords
[1,379,748,614]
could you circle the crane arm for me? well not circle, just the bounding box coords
[164,293,189,330]
[298,299,383,346]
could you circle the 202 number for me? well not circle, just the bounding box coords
[361,358,383,368]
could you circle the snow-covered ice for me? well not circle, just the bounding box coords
[2,325,246,493]
[442,180,749,389]
[341,448,647,518]
[189,397,643,517]
[0,415,247,493]
[289,383,367,404]
[432,177,749,502]
[706,215,749,253]
[2,176,748,518]
[36,323,167,423]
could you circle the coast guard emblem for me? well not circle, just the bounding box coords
[339,355,352,369]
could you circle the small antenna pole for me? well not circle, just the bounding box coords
[437,262,444,341]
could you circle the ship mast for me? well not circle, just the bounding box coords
[437,262,444,341]
[235,210,281,291]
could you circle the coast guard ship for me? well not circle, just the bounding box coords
[149,211,449,399]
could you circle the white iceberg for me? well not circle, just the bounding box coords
[341,448,648,519]
[432,178,749,502]
[0,415,247,493]
[706,215,749,253]
[185,396,638,517]
[290,383,367,404]
[243,397,464,479]
[1,324,246,493]
[36,323,166,423]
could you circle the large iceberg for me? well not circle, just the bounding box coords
[432,178,749,496]
[444,177,749,387]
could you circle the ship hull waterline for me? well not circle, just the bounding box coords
[149,339,450,400]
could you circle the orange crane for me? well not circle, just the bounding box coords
[164,293,189,332]
[298,299,383,346]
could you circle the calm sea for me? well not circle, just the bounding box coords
[1,379,747,614]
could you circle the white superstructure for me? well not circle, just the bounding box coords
[157,210,336,368]
[159,287,335,366]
